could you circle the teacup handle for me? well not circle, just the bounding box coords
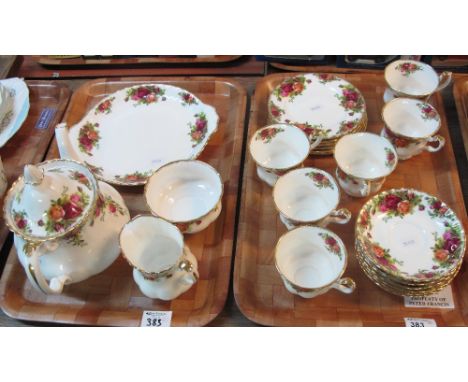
[359,180,371,197]
[436,71,452,92]
[424,135,445,153]
[320,208,352,227]
[178,246,199,285]
[308,135,323,152]
[331,277,356,294]
[24,241,71,294]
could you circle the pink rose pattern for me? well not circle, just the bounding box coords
[335,84,365,116]
[432,228,462,268]
[176,219,202,233]
[125,85,166,105]
[95,97,115,115]
[188,112,208,147]
[269,101,285,120]
[273,76,311,102]
[13,210,32,234]
[417,103,439,121]
[78,122,100,156]
[317,73,338,84]
[338,119,359,135]
[255,127,285,143]
[291,122,331,139]
[305,171,334,190]
[179,92,198,106]
[384,147,396,169]
[396,62,422,77]
[91,193,126,226]
[84,162,103,177]
[318,232,342,260]
[70,171,91,190]
[366,241,403,273]
[43,186,90,234]
[114,170,152,184]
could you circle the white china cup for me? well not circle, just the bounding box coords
[145,160,223,234]
[381,98,445,160]
[275,226,355,298]
[334,132,398,198]
[273,167,351,230]
[120,215,198,301]
[249,124,322,187]
[383,60,451,103]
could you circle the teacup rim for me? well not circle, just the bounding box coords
[384,59,437,97]
[249,123,310,172]
[119,214,185,277]
[272,167,340,223]
[381,97,441,139]
[274,225,348,292]
[333,132,398,181]
[144,159,224,224]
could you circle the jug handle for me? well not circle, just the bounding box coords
[24,241,71,294]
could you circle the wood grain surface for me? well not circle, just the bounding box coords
[0,81,71,253]
[453,76,468,161]
[234,72,468,326]
[0,77,247,326]
[0,56,18,79]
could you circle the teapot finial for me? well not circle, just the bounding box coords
[24,164,44,185]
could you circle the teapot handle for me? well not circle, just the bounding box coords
[24,241,71,294]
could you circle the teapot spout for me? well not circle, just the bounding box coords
[55,123,78,160]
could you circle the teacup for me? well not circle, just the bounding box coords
[249,123,322,186]
[275,225,355,299]
[334,132,398,197]
[384,60,451,103]
[120,215,199,301]
[381,97,445,160]
[145,160,223,234]
[273,167,351,230]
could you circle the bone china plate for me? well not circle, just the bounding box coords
[60,84,219,185]
[355,189,466,283]
[268,73,366,140]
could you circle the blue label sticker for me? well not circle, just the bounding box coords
[35,108,57,130]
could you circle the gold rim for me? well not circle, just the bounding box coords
[384,60,438,98]
[3,158,99,243]
[381,98,441,140]
[144,159,224,224]
[274,225,348,292]
[333,132,398,181]
[272,167,341,224]
[68,83,220,187]
[119,214,185,278]
[249,124,311,173]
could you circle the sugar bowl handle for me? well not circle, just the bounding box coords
[331,277,356,294]
[424,135,445,153]
[25,241,71,294]
[178,246,199,285]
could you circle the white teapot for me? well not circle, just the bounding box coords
[3,159,130,294]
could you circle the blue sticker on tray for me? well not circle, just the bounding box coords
[35,108,57,130]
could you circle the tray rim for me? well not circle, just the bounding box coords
[0,76,247,327]
[452,75,468,162]
[233,72,468,327]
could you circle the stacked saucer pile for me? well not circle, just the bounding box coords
[268,73,367,155]
[355,188,466,296]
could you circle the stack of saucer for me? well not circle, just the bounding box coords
[268,73,367,155]
[355,188,466,296]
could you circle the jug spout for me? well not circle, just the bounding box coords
[55,123,78,160]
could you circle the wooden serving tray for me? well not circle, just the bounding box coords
[35,55,243,66]
[234,73,468,326]
[0,81,71,251]
[452,76,468,161]
[0,77,247,326]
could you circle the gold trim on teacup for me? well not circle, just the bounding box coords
[2,158,99,243]
[333,132,398,182]
[144,159,224,225]
[381,98,442,140]
[272,167,341,224]
[274,225,348,293]
[119,214,185,280]
[249,123,312,173]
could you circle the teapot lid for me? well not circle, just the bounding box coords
[3,159,98,242]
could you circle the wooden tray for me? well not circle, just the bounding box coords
[35,55,243,66]
[452,76,468,161]
[0,81,71,251]
[0,56,18,79]
[0,77,247,326]
[234,73,468,326]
